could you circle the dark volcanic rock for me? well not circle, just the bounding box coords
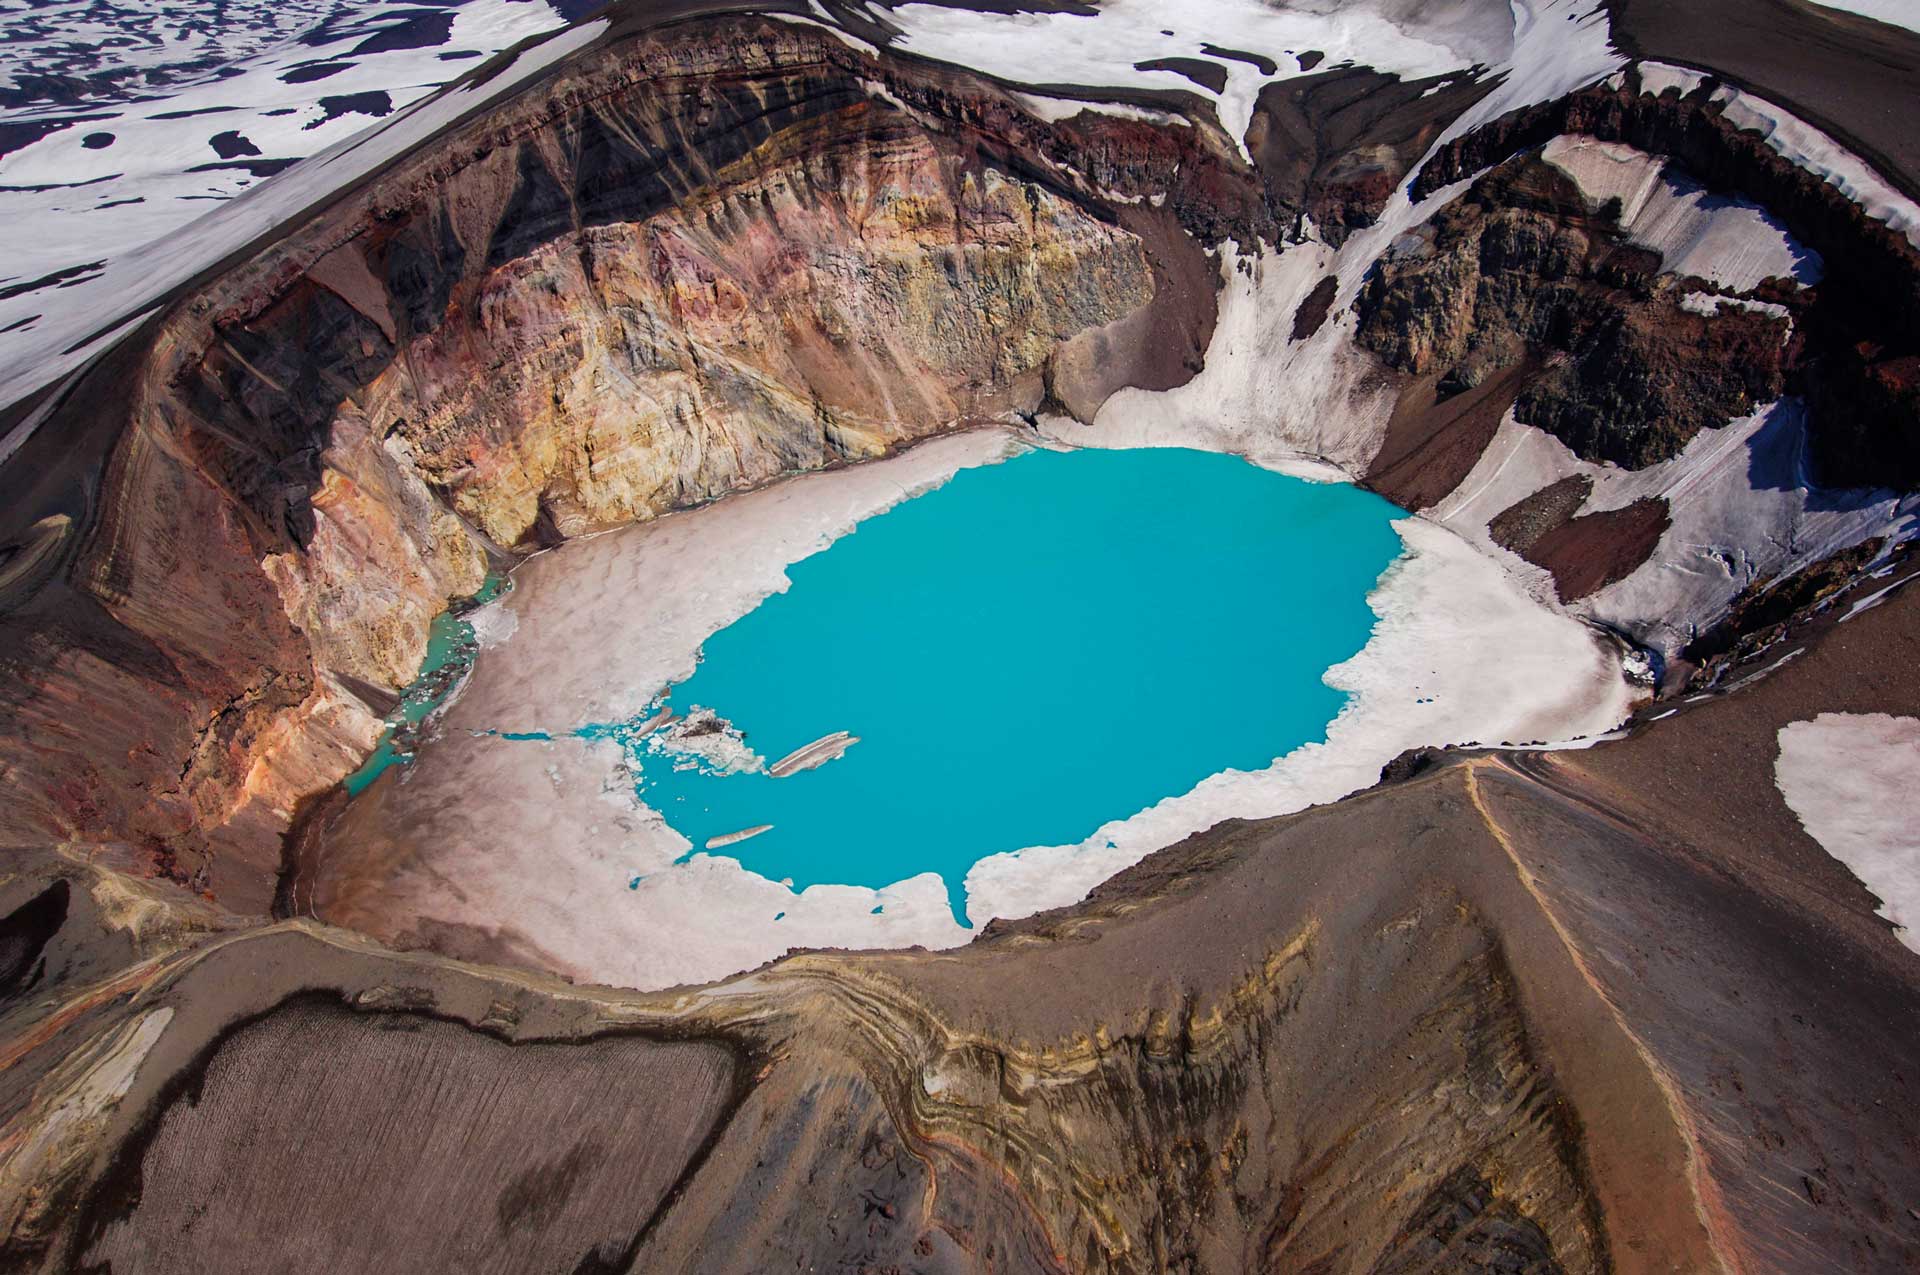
[1409,73,1920,487]
[207,129,261,159]
[0,13,1247,904]
[1514,298,1787,467]
[1493,479,1673,603]
[1201,43,1276,76]
[0,880,66,1005]
[1290,273,1338,340]
[1378,746,1443,784]
[1357,157,1787,468]
[1134,56,1228,94]
[1247,66,1492,247]
[1681,535,1887,676]
[1491,475,1595,555]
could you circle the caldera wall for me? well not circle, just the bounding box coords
[4,7,1918,919]
[0,16,1263,906]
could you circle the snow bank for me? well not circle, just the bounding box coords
[889,0,1477,159]
[1543,135,1821,289]
[1429,400,1918,658]
[1063,242,1399,476]
[1776,712,1920,954]
[0,16,605,414]
[1622,62,1920,254]
[886,0,1616,162]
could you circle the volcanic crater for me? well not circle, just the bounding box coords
[2,2,1919,1272]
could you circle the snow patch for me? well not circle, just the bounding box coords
[1542,135,1821,289]
[1677,291,1791,323]
[1626,62,1920,253]
[1012,93,1191,128]
[1776,712,1920,954]
[887,0,1615,163]
[0,16,607,413]
[1066,242,1397,476]
[1431,400,1918,659]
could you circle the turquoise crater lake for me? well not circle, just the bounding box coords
[591,446,1407,925]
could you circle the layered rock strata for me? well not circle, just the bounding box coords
[0,15,1258,906]
[0,2,1917,1271]
[11,3,1917,908]
[1403,65,1920,488]
[1357,152,1790,471]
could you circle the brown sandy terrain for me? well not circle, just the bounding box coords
[1367,362,1537,511]
[0,575,1911,1272]
[80,1002,739,1274]
[1491,476,1674,603]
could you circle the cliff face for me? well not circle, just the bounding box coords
[1356,154,1788,470]
[0,5,1909,926]
[0,17,1213,903]
[389,139,1149,547]
[1345,69,1920,643]
[1405,69,1920,489]
[1245,64,1494,246]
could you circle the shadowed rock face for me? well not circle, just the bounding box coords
[1408,70,1920,487]
[1246,64,1493,247]
[1356,154,1788,469]
[0,882,66,1006]
[3,5,1913,915]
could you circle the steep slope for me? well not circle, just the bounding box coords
[2,13,1240,906]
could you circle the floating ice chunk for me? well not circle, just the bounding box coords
[650,708,765,777]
